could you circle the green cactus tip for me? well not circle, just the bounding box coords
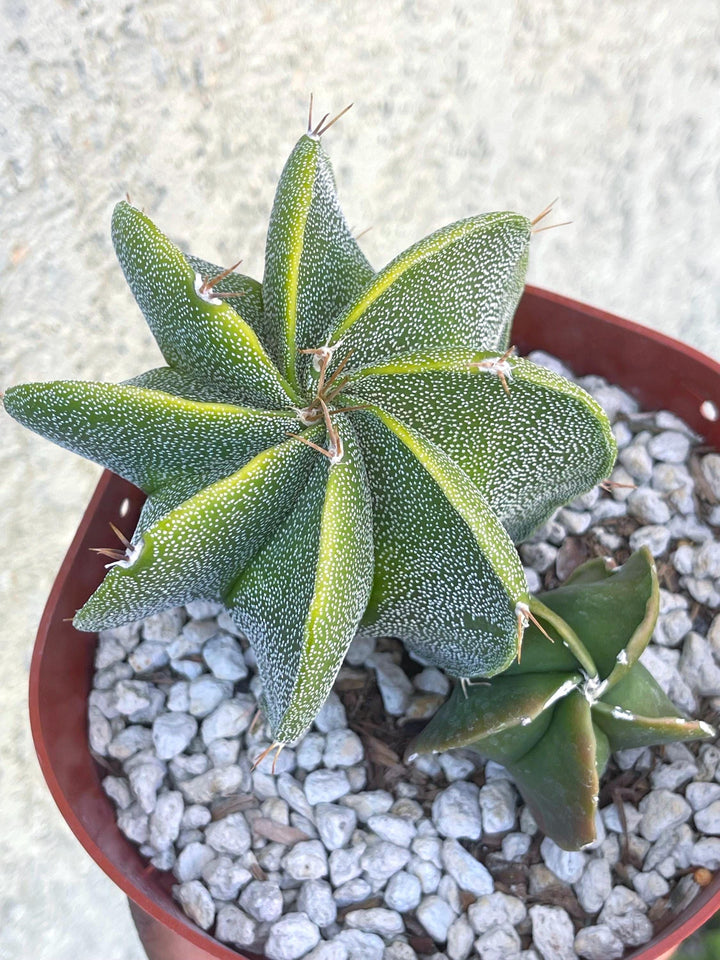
[408,548,716,851]
[3,104,616,745]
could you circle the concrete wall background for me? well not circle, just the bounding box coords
[1,2,718,957]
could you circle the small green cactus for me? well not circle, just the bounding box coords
[408,548,715,851]
[4,105,616,746]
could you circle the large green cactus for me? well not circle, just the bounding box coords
[4,108,616,745]
[408,548,715,850]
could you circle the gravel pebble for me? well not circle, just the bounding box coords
[328,843,366,887]
[128,641,169,673]
[413,667,451,696]
[117,803,149,844]
[367,813,416,847]
[409,857,442,894]
[204,811,251,855]
[479,780,517,834]
[502,832,531,861]
[417,894,456,943]
[598,886,652,947]
[103,775,133,809]
[694,801,720,835]
[694,540,720,579]
[383,942,417,960]
[152,712,197,759]
[361,841,411,883]
[475,924,522,960]
[626,487,670,524]
[88,705,112,755]
[468,892,526,934]
[632,869,669,903]
[315,802,357,850]
[639,789,692,841]
[701,453,720,498]
[650,759,698,790]
[187,676,233,717]
[367,653,413,715]
[323,729,364,768]
[648,430,691,462]
[341,790,393,821]
[574,857,611,913]
[297,879,337,927]
[174,879,215,930]
[686,781,720,811]
[305,944,349,960]
[334,877,372,907]
[441,839,493,896]
[149,791,183,850]
[95,634,127,669]
[333,929,384,960]
[202,632,247,680]
[265,913,320,960]
[173,841,215,881]
[629,523,671,556]
[529,905,576,960]
[655,608,693,647]
[108,725,152,760]
[240,880,284,922]
[282,840,329,880]
[618,443,653,483]
[557,507,592,535]
[432,782,482,840]
[384,870,422,912]
[680,633,720,696]
[214,904,257,948]
[178,764,246,804]
[446,916,474,960]
[304,769,351,806]
[519,542,557,572]
[296,733,326,771]
[200,696,255,744]
[202,856,252,900]
[691,837,720,869]
[540,837,586,883]
[129,760,165,813]
[143,608,186,642]
[314,692,347,732]
[345,907,404,938]
[574,924,624,960]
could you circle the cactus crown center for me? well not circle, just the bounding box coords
[292,344,369,462]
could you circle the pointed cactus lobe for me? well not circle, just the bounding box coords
[409,549,715,851]
[3,107,616,743]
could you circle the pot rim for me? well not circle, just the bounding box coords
[28,286,720,960]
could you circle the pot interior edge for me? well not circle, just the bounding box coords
[29,289,720,960]
[517,286,720,450]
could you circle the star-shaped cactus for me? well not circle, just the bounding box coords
[4,106,616,745]
[408,548,715,850]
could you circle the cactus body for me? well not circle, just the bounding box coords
[4,121,616,743]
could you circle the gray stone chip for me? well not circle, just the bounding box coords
[432,782,482,840]
[174,879,215,930]
[441,839,493,896]
[265,912,321,960]
[529,904,576,960]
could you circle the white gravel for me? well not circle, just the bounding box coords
[89,358,720,960]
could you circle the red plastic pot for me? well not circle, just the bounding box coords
[29,286,720,960]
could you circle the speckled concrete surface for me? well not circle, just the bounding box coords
[1,3,719,958]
